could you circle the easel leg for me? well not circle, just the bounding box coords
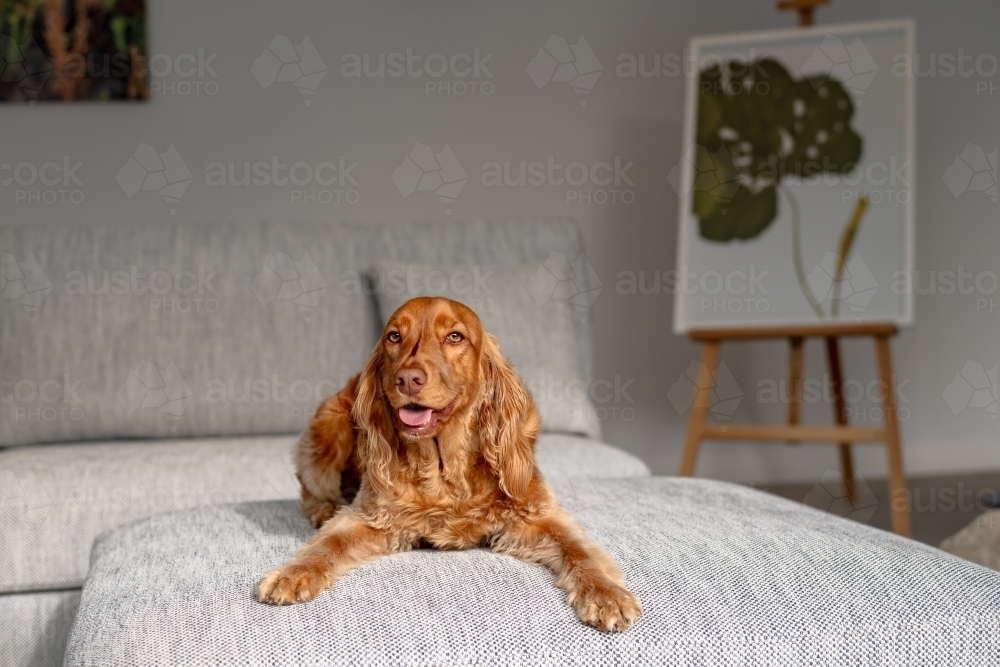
[875,334,911,537]
[786,336,804,443]
[678,340,720,477]
[824,336,855,503]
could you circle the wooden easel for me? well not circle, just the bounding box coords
[777,0,828,27]
[677,323,910,537]
[678,0,911,537]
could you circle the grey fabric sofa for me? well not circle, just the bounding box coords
[66,479,1000,666]
[2,218,652,667]
[5,218,1000,666]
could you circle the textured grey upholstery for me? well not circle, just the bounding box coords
[0,434,648,594]
[0,589,80,667]
[1,218,596,449]
[0,435,298,593]
[368,219,599,400]
[1,220,375,448]
[2,216,621,667]
[374,262,600,437]
[66,477,1000,666]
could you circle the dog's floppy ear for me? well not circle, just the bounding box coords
[478,333,539,501]
[352,343,395,495]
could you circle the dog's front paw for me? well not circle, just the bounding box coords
[568,580,642,632]
[255,563,331,605]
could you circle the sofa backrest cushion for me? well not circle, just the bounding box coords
[372,262,600,438]
[369,220,598,378]
[1,221,375,447]
[1,218,596,447]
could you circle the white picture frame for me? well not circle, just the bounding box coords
[672,19,915,333]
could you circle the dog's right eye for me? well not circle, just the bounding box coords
[386,331,401,343]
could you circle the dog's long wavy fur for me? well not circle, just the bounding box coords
[256,296,641,632]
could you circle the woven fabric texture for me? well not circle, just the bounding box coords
[373,262,599,437]
[0,220,375,448]
[66,477,1000,666]
[368,218,599,422]
[1,434,648,594]
[0,589,81,667]
[1,218,594,448]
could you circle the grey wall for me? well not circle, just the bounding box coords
[4,0,998,484]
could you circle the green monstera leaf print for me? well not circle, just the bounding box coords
[693,57,863,242]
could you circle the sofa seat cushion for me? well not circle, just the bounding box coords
[0,434,648,593]
[65,478,1000,667]
[0,589,81,667]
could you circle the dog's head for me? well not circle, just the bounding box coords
[377,296,483,438]
[353,297,538,499]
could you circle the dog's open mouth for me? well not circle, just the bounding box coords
[397,400,456,435]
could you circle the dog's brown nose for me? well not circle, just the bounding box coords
[395,367,426,396]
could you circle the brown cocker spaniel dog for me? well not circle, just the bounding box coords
[256,296,641,632]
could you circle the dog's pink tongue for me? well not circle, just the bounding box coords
[399,406,433,427]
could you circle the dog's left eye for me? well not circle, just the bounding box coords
[387,331,401,343]
[447,331,464,343]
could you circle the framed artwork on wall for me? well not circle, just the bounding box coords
[1,0,148,102]
[671,19,915,333]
